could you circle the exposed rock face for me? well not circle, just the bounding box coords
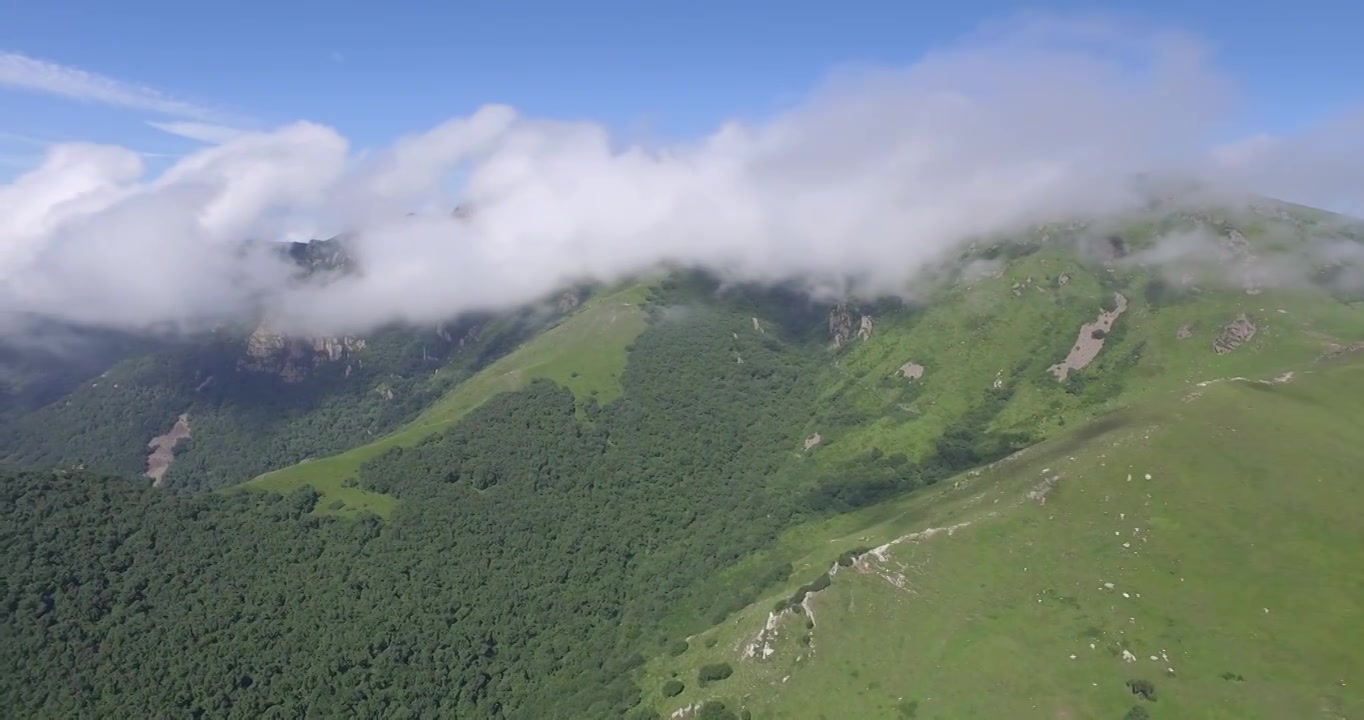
[239,324,366,382]
[1214,314,1257,354]
[857,315,874,341]
[1176,323,1194,340]
[803,433,823,451]
[752,317,765,334]
[558,291,581,313]
[829,303,875,347]
[829,304,855,347]
[146,413,191,487]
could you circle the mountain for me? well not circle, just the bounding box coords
[0,237,587,490]
[1,197,1362,719]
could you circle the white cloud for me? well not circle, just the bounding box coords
[1205,109,1364,215]
[146,121,248,144]
[0,14,1359,338]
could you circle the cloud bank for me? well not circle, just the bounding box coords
[1,15,1361,338]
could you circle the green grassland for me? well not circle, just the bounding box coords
[645,354,1364,719]
[238,283,651,516]
[807,239,1364,470]
[242,220,1364,526]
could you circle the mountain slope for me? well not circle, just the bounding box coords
[0,239,589,490]
[241,282,651,516]
[642,354,1364,719]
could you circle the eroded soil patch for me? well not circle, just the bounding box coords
[146,413,191,487]
[1049,293,1128,381]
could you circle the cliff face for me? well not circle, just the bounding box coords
[239,325,367,383]
[230,237,369,382]
[828,303,874,348]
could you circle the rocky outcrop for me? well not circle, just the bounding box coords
[1220,228,1251,257]
[858,315,874,341]
[829,304,854,347]
[1011,276,1036,296]
[239,324,366,382]
[1213,314,1257,354]
[803,433,823,451]
[828,304,874,347]
[286,237,353,275]
[558,291,581,313]
[1176,323,1194,340]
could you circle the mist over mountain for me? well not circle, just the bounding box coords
[2,15,1361,342]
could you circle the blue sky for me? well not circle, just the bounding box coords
[0,0,1360,174]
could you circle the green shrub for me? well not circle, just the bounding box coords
[662,679,684,697]
[1126,678,1157,701]
[696,701,738,720]
[698,662,734,685]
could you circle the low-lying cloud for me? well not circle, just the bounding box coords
[2,14,1361,338]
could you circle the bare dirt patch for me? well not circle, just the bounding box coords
[146,413,191,487]
[1049,293,1128,381]
[898,361,925,381]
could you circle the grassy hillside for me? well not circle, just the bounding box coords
[245,206,1364,522]
[644,354,1364,719]
[809,244,1364,470]
[241,283,651,516]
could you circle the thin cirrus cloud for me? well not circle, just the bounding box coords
[0,13,1361,340]
[0,50,247,144]
[145,121,248,144]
